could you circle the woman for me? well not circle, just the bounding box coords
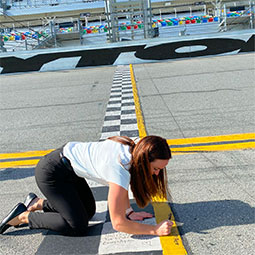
[0,135,173,236]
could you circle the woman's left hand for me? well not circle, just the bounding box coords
[128,211,154,221]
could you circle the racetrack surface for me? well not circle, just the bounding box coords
[0,52,254,255]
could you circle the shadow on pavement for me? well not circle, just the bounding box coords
[171,199,255,235]
[0,167,35,181]
[3,198,253,254]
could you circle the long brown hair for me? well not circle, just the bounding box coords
[108,135,171,208]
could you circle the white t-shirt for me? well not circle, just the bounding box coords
[63,139,131,190]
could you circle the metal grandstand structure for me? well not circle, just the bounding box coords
[105,0,153,42]
[0,0,254,52]
[0,0,102,10]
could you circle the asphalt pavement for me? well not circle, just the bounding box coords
[0,52,254,255]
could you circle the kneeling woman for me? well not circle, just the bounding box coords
[0,136,173,236]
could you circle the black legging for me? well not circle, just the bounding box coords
[28,147,96,236]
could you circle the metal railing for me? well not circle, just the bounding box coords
[1,1,255,53]
[0,20,57,52]
[1,0,103,9]
[218,1,255,32]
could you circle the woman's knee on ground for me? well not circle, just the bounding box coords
[65,221,89,236]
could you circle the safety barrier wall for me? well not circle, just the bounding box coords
[0,30,254,74]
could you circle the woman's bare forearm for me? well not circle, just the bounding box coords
[113,218,157,235]
[108,183,172,236]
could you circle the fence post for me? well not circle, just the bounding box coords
[25,37,28,50]
[0,29,7,52]
[50,20,57,47]
[250,1,254,29]
[78,19,83,45]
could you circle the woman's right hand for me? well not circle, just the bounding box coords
[155,220,173,236]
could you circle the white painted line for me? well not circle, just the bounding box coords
[121,114,137,120]
[98,218,161,254]
[122,98,135,104]
[39,57,81,72]
[121,105,136,111]
[105,111,121,116]
[120,124,139,131]
[100,132,120,140]
[110,92,122,97]
[103,120,121,126]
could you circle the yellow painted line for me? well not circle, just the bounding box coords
[0,149,53,169]
[169,142,255,152]
[130,64,187,255]
[0,159,40,168]
[168,133,255,153]
[1,138,253,168]
[0,149,54,160]
[152,197,187,255]
[167,133,255,145]
[1,133,254,168]
[130,64,147,138]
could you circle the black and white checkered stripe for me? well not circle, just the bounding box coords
[100,65,139,141]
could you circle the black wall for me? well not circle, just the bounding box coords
[0,34,254,74]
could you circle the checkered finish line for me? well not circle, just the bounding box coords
[100,65,139,141]
[97,65,162,254]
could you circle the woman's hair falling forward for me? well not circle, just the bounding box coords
[108,135,172,208]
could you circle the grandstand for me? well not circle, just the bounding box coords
[0,0,254,52]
